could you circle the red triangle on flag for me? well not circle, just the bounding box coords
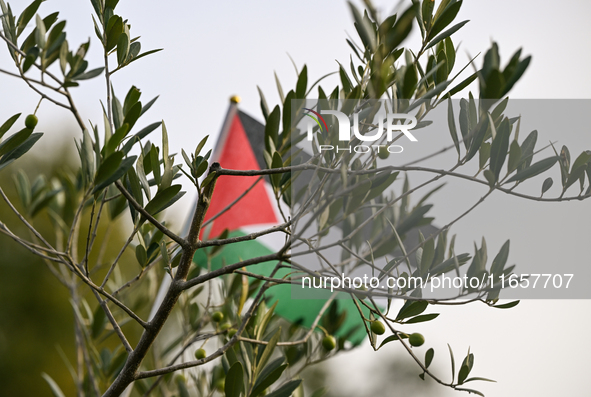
[202,111,279,238]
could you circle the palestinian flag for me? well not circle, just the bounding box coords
[193,98,367,344]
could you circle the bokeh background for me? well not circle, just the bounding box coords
[1,0,590,395]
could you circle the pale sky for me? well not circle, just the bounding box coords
[1,0,590,395]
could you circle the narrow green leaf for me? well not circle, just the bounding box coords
[225,361,244,397]
[256,301,278,341]
[135,244,147,267]
[105,15,123,51]
[541,177,553,195]
[255,329,281,379]
[505,156,558,184]
[0,113,20,140]
[565,150,591,190]
[0,132,42,169]
[149,144,161,183]
[264,106,280,154]
[492,300,519,309]
[35,14,46,49]
[489,117,510,181]
[421,0,435,31]
[402,64,418,98]
[445,71,477,99]
[448,344,455,383]
[507,140,521,174]
[144,184,182,215]
[16,0,42,37]
[251,363,288,397]
[282,90,295,140]
[41,373,66,397]
[517,130,537,170]
[490,240,509,277]
[458,352,474,384]
[117,32,129,65]
[447,98,460,156]
[123,86,141,116]
[404,313,440,324]
[385,5,416,53]
[265,380,302,397]
[139,95,159,117]
[94,153,137,193]
[121,121,162,154]
[136,152,151,200]
[466,117,490,162]
[396,300,428,321]
[458,388,485,397]
[195,135,209,158]
[91,304,107,339]
[295,64,308,98]
[72,67,104,81]
[444,36,456,71]
[0,127,33,157]
[425,348,435,368]
[378,333,406,349]
[502,56,531,97]
[125,48,162,65]
[105,123,130,155]
[463,377,496,383]
[349,2,376,52]
[427,0,462,41]
[426,20,468,50]
[121,102,142,131]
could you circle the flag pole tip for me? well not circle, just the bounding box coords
[230,95,241,104]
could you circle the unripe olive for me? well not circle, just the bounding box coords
[25,114,38,129]
[194,348,206,360]
[227,328,237,338]
[220,322,232,331]
[377,145,390,159]
[370,320,386,335]
[409,332,425,347]
[174,373,186,384]
[211,311,224,323]
[322,335,336,351]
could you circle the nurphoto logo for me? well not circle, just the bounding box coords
[304,104,418,154]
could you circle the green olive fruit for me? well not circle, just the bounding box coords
[220,322,232,331]
[370,320,386,335]
[194,348,206,360]
[215,378,225,391]
[409,332,425,347]
[211,311,224,323]
[25,114,38,129]
[174,373,187,384]
[322,335,336,351]
[377,146,390,159]
[227,328,237,338]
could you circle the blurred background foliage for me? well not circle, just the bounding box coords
[0,139,146,396]
[0,142,78,396]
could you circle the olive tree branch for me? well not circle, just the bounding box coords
[115,180,187,248]
[100,222,142,289]
[195,221,290,249]
[135,267,278,379]
[91,289,134,353]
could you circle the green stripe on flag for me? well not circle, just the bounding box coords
[193,230,369,344]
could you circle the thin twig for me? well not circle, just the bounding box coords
[115,181,187,248]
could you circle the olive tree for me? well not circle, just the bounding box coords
[1,1,590,396]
